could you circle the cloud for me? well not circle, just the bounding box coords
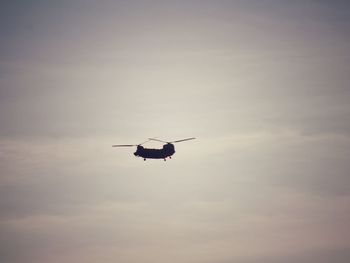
[1,1,350,263]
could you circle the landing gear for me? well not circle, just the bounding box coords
[164,158,166,161]
[144,158,146,161]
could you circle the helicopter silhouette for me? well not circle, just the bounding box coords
[112,137,195,161]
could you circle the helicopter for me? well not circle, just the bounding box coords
[112,137,195,161]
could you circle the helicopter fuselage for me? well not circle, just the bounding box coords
[112,137,195,161]
[134,143,175,160]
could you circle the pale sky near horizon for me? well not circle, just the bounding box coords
[1,1,350,262]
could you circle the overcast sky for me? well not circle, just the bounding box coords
[1,1,350,262]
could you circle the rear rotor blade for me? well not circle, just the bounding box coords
[171,137,196,143]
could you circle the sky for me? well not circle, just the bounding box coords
[1,0,350,262]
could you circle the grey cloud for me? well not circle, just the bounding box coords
[235,248,350,263]
[1,1,350,263]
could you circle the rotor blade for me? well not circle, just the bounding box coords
[112,144,136,147]
[148,138,168,143]
[138,139,150,146]
[171,137,196,143]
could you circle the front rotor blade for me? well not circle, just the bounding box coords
[148,138,168,143]
[112,144,135,147]
[138,139,151,146]
[171,137,196,143]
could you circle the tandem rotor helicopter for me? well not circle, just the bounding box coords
[112,137,195,161]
